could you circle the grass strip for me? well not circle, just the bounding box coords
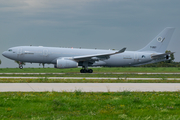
[0,91,180,119]
[1,67,180,73]
[1,73,180,78]
[1,78,180,83]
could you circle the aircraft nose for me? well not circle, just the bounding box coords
[2,51,7,57]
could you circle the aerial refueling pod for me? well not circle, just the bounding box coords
[54,59,78,68]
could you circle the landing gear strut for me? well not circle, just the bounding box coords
[19,65,23,69]
[80,66,93,73]
[19,62,23,69]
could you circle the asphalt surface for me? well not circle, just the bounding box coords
[1,72,180,92]
[0,83,180,92]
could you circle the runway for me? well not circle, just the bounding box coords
[0,83,180,92]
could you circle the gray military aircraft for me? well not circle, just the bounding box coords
[2,27,175,73]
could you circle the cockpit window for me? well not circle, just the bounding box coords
[8,49,12,52]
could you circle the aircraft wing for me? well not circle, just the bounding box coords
[151,52,175,59]
[73,48,126,62]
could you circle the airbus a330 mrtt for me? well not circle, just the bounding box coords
[2,27,175,73]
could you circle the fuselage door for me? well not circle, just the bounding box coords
[43,49,49,62]
[43,49,49,56]
[18,48,22,55]
[134,53,139,63]
[17,48,24,60]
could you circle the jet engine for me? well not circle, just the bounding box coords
[54,59,78,68]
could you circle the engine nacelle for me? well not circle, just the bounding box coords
[54,59,78,68]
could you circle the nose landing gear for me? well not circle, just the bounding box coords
[18,61,23,69]
[19,65,23,69]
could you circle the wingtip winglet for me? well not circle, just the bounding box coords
[118,47,126,53]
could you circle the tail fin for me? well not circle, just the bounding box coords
[138,27,175,53]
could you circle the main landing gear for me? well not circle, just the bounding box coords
[80,66,93,73]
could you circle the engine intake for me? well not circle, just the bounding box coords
[54,59,78,68]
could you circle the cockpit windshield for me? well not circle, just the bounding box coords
[8,49,12,52]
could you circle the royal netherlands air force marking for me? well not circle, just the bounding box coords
[157,36,163,42]
[157,36,165,43]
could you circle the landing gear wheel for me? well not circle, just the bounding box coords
[80,69,93,73]
[80,69,87,73]
[88,69,93,73]
[84,69,87,73]
[80,69,84,73]
[19,65,23,69]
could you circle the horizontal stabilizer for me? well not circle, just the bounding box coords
[151,52,175,59]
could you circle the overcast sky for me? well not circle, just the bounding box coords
[0,0,180,68]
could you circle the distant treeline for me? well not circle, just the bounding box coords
[141,61,180,67]
[141,50,180,67]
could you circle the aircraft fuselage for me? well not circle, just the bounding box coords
[2,46,158,67]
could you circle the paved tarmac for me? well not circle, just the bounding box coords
[0,83,180,92]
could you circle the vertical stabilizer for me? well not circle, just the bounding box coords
[138,27,175,53]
